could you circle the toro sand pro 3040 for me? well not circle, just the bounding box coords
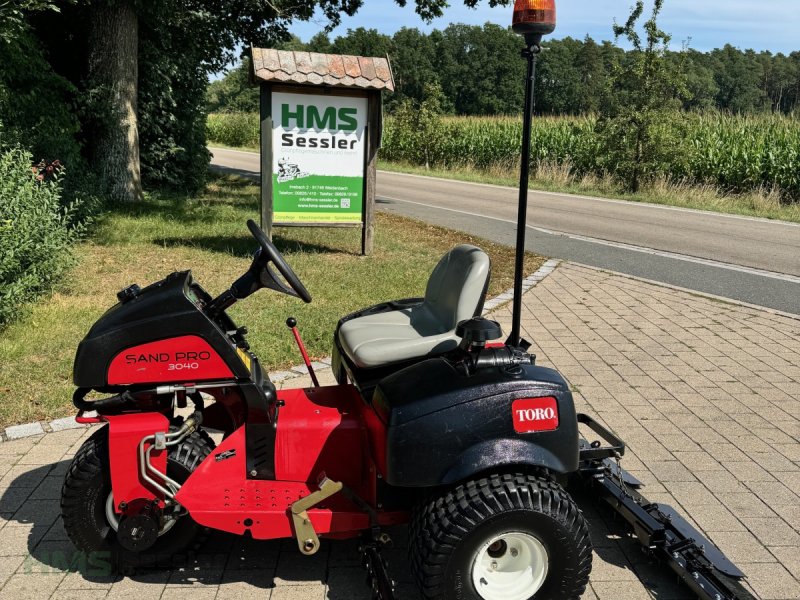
[60,4,757,600]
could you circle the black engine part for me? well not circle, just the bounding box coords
[116,502,161,552]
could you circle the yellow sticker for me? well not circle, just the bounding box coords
[236,347,252,373]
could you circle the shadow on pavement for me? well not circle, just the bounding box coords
[0,460,410,598]
[2,459,693,599]
[572,486,694,600]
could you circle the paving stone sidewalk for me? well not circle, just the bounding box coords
[0,262,797,600]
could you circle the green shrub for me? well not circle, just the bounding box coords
[0,147,87,325]
[206,112,260,148]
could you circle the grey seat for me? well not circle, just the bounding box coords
[337,245,491,369]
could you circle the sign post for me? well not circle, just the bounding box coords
[251,49,394,256]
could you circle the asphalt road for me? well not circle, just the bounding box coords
[209,147,800,314]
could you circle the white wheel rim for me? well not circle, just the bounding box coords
[105,493,177,537]
[471,532,549,600]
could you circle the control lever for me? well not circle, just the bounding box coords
[286,317,319,387]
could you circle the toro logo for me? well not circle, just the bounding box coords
[512,397,559,434]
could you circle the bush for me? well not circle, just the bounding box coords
[206,112,260,148]
[0,147,87,325]
[137,27,210,193]
[0,28,83,170]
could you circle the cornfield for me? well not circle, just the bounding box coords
[207,112,800,201]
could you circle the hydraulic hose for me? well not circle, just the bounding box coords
[73,387,137,414]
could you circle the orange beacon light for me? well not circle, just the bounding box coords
[512,0,557,39]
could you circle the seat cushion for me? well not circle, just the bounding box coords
[338,304,460,369]
[337,244,490,370]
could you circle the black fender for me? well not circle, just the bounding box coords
[441,437,574,485]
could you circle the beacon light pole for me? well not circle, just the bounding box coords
[508,0,556,347]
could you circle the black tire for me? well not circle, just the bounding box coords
[61,425,214,571]
[410,473,592,600]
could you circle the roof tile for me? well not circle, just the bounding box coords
[310,53,329,76]
[251,48,264,72]
[278,51,296,74]
[294,51,313,74]
[327,55,346,78]
[250,48,394,92]
[262,48,281,72]
[342,55,361,78]
[357,57,377,80]
[374,59,391,84]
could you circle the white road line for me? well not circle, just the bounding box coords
[379,194,800,284]
[378,170,800,227]
[208,149,799,228]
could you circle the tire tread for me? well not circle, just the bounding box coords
[410,473,592,600]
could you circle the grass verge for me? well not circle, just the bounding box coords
[0,173,543,427]
[378,160,800,223]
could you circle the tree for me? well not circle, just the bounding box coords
[86,0,142,202]
[36,0,513,203]
[331,27,393,57]
[575,36,606,113]
[535,37,583,115]
[306,32,332,53]
[710,45,766,112]
[392,82,447,169]
[436,23,523,115]
[680,49,719,111]
[0,0,58,43]
[595,0,688,192]
[206,59,259,114]
[388,27,439,108]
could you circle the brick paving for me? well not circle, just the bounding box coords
[0,262,797,599]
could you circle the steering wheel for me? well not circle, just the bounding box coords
[246,219,312,303]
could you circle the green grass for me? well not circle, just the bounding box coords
[0,174,543,427]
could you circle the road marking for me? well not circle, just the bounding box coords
[378,170,800,227]
[208,149,798,228]
[378,194,800,284]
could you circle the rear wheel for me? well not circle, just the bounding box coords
[61,425,213,571]
[410,473,592,600]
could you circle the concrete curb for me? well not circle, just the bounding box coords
[0,259,563,442]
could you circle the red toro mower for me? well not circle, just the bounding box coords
[63,219,755,600]
[61,4,755,598]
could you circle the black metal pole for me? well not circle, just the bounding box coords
[510,39,541,347]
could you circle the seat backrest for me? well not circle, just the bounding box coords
[423,245,491,330]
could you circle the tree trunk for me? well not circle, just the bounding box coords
[87,0,143,203]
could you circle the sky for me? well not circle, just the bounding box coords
[290,0,800,54]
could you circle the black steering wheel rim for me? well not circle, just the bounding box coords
[246,219,312,303]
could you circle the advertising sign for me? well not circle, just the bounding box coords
[271,91,367,224]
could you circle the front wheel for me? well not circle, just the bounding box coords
[61,425,214,571]
[410,473,592,600]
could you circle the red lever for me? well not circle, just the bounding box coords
[286,317,319,387]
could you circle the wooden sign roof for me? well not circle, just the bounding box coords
[251,48,394,92]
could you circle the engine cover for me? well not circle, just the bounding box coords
[372,358,579,487]
[73,271,249,389]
